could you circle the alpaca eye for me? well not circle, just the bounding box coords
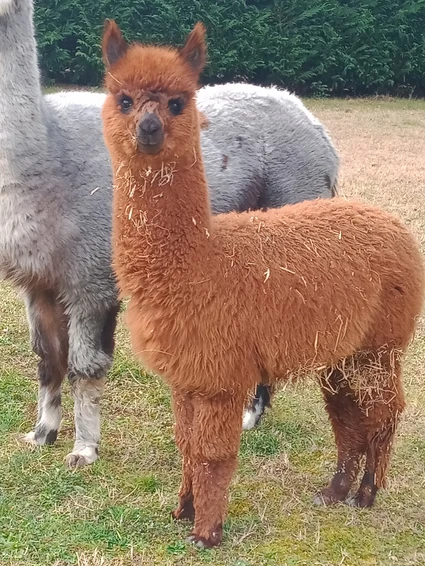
[120,97,133,112]
[168,98,184,116]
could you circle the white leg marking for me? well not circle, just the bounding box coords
[65,378,104,468]
[24,385,62,445]
[242,400,264,431]
[23,430,37,445]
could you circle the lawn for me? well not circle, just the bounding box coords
[1,97,425,566]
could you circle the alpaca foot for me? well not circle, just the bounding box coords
[23,426,58,446]
[187,527,223,549]
[346,471,378,508]
[23,431,38,446]
[65,445,98,468]
[346,487,377,508]
[312,488,343,506]
[172,501,195,522]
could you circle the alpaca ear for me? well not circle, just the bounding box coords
[102,20,128,68]
[180,22,207,74]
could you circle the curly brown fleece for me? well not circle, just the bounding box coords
[101,21,425,548]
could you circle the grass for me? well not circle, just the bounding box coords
[1,97,425,566]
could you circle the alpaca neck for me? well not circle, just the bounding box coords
[0,0,48,186]
[113,138,213,296]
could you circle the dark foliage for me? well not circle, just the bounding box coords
[34,0,425,95]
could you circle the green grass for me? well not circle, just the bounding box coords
[1,98,425,565]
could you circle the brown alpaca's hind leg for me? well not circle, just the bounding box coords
[187,392,246,548]
[171,390,195,522]
[318,352,405,508]
[315,369,366,505]
[349,354,405,508]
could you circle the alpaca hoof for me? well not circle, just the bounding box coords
[346,491,376,508]
[313,493,328,506]
[186,535,206,549]
[242,386,270,430]
[65,446,98,468]
[22,431,41,449]
[187,529,222,548]
[22,428,58,446]
[65,453,89,468]
[313,490,339,506]
[23,431,38,446]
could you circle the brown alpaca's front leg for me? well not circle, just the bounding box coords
[187,392,245,548]
[171,390,195,521]
[188,457,238,548]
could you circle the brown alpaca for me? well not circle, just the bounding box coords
[101,21,424,548]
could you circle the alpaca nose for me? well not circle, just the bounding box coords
[140,114,161,136]
[137,113,164,152]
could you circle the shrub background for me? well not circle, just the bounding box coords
[34,0,425,96]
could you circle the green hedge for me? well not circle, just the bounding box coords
[34,0,425,96]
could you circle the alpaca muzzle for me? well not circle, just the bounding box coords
[137,113,164,153]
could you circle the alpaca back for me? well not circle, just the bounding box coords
[197,83,339,212]
[43,82,339,222]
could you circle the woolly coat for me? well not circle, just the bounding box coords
[118,185,424,397]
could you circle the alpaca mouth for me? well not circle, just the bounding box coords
[137,141,164,155]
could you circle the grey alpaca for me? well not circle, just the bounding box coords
[0,0,339,466]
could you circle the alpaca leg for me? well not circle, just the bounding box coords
[65,302,119,467]
[67,301,119,380]
[349,424,396,508]
[315,369,365,505]
[23,288,68,445]
[171,390,195,521]
[242,384,273,430]
[350,356,405,508]
[187,392,246,548]
[65,377,105,468]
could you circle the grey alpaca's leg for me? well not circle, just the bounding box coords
[23,289,68,445]
[65,302,119,467]
[67,301,119,381]
[65,377,105,468]
[242,384,273,430]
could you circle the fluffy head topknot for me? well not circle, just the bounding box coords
[102,21,206,96]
